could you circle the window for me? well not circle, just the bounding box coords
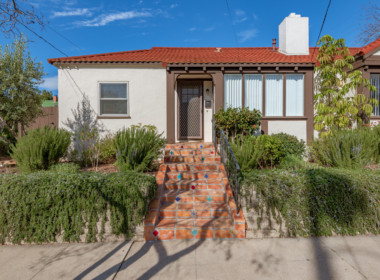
[99,83,128,116]
[286,74,304,116]
[224,74,242,108]
[370,74,380,116]
[245,74,262,112]
[265,74,283,116]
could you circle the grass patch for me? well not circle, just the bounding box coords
[0,170,156,244]
[242,167,380,237]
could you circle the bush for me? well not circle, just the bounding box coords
[214,107,261,138]
[49,163,80,173]
[242,168,380,236]
[0,170,156,243]
[310,128,379,168]
[97,135,116,164]
[11,127,71,172]
[114,125,165,172]
[272,133,305,158]
[231,133,306,170]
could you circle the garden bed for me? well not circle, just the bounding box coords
[0,170,156,244]
[242,167,380,237]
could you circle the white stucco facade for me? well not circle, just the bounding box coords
[268,120,307,141]
[58,64,167,136]
[278,13,309,55]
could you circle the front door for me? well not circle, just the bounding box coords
[178,80,203,140]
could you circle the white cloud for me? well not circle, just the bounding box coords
[52,8,91,18]
[170,3,179,8]
[238,29,257,42]
[204,26,215,32]
[189,27,196,32]
[40,76,58,91]
[76,10,152,27]
[234,9,248,24]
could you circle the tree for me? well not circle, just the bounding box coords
[0,34,44,140]
[358,2,380,44]
[41,89,53,100]
[0,0,44,37]
[314,35,378,137]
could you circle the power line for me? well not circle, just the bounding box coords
[225,0,239,47]
[312,0,333,59]
[0,7,69,57]
[47,25,83,51]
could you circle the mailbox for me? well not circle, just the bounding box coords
[204,88,212,108]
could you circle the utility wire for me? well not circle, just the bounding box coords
[0,7,69,57]
[47,25,83,51]
[225,0,239,47]
[312,0,333,60]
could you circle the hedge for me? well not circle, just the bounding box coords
[242,168,380,237]
[0,170,156,244]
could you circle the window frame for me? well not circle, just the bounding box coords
[223,72,305,118]
[98,82,129,117]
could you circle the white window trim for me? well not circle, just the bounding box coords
[98,82,130,117]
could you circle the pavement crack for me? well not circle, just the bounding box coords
[320,239,368,280]
[112,240,135,280]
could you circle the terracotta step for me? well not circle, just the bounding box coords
[166,143,214,149]
[164,148,215,156]
[165,163,221,172]
[164,155,221,163]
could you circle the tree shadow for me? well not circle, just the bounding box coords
[305,168,371,280]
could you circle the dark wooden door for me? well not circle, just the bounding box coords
[178,80,203,139]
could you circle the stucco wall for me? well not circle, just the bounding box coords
[58,65,167,135]
[268,120,307,141]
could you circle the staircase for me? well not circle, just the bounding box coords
[144,143,245,241]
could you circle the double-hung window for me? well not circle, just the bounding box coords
[224,74,242,108]
[265,74,283,116]
[99,83,129,116]
[370,74,380,116]
[286,74,304,116]
[245,74,263,112]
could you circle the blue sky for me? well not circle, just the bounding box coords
[0,0,373,95]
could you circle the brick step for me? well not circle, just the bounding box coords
[166,143,214,149]
[164,155,221,163]
[165,163,221,172]
[164,179,224,190]
[164,149,216,156]
[156,217,233,229]
[166,171,220,180]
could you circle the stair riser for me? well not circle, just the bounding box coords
[164,156,221,163]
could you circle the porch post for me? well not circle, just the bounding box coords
[166,71,176,144]
[211,71,224,111]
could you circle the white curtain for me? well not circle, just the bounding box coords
[224,74,242,108]
[286,74,304,116]
[245,74,262,112]
[265,74,283,116]
[371,74,380,116]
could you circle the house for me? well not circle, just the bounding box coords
[48,13,380,143]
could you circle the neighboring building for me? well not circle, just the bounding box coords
[48,13,380,143]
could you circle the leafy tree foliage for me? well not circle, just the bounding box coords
[41,89,53,100]
[314,35,378,137]
[0,34,44,142]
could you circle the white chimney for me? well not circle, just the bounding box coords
[278,13,309,55]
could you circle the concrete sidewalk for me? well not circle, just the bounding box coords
[0,236,379,280]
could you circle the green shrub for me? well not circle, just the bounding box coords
[97,135,116,164]
[272,133,305,158]
[0,170,156,243]
[310,128,379,168]
[49,163,80,173]
[11,127,71,172]
[242,168,380,236]
[230,135,257,171]
[214,107,261,138]
[277,154,308,170]
[253,135,285,168]
[114,125,165,172]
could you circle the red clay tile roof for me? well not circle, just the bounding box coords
[357,38,380,56]
[47,40,377,65]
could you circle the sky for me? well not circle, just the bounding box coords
[0,0,374,95]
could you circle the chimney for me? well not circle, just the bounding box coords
[278,13,309,55]
[272,39,276,51]
[53,95,58,102]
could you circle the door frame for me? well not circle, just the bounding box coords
[177,79,204,141]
